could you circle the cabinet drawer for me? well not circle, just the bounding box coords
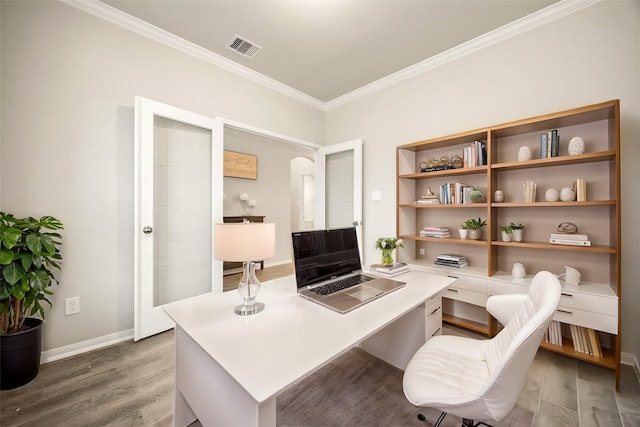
[559,290,617,317]
[488,280,528,296]
[554,307,617,334]
[425,296,442,339]
[446,275,487,293]
[443,286,487,307]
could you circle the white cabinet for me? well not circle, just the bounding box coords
[425,292,442,338]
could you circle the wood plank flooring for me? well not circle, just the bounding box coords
[2,264,639,426]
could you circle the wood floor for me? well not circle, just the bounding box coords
[2,264,639,426]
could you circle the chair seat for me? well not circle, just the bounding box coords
[403,335,490,406]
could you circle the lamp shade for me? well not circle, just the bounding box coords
[214,223,275,262]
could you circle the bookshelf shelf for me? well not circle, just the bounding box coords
[396,99,621,389]
[540,339,616,370]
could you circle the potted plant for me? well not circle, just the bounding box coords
[463,218,486,240]
[500,224,513,242]
[470,186,485,203]
[510,222,525,242]
[0,212,63,389]
[375,237,403,266]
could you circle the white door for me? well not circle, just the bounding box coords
[314,139,363,255]
[134,97,223,341]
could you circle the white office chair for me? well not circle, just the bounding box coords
[403,271,561,427]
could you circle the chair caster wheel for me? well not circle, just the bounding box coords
[417,413,426,421]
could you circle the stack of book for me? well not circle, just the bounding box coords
[370,262,410,277]
[415,198,440,205]
[545,320,563,346]
[462,140,487,167]
[522,181,537,202]
[420,227,450,238]
[540,129,560,158]
[549,233,591,246]
[434,254,468,268]
[569,324,603,357]
[576,178,587,201]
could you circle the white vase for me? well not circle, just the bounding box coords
[545,188,560,202]
[467,229,481,240]
[512,262,526,278]
[560,187,576,202]
[518,146,532,162]
[501,231,512,242]
[459,229,468,239]
[512,229,523,242]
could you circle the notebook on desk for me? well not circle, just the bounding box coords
[291,227,405,314]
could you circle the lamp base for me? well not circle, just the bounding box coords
[234,302,265,316]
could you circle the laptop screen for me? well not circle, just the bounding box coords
[291,227,362,290]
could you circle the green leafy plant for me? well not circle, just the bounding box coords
[500,225,513,233]
[461,218,487,230]
[470,186,485,203]
[376,237,404,266]
[0,213,63,334]
[509,222,525,230]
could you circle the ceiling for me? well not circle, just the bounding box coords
[101,0,559,103]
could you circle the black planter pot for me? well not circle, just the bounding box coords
[1,318,43,390]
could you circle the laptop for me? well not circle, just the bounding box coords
[291,227,406,314]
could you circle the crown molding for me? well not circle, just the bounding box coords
[60,0,325,110]
[62,0,597,113]
[324,0,600,111]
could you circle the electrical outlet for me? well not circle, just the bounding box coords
[419,248,425,256]
[371,190,381,201]
[65,297,80,315]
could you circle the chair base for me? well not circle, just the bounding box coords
[416,412,493,427]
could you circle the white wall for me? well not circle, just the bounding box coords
[325,1,639,358]
[0,1,324,351]
[223,128,315,265]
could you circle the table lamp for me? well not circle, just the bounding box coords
[214,222,275,315]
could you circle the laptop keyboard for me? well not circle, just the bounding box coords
[310,275,373,296]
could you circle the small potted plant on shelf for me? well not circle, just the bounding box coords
[500,224,513,242]
[0,212,64,390]
[462,217,486,240]
[470,186,485,203]
[375,237,404,267]
[510,222,525,242]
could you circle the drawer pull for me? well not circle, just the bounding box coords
[431,328,441,337]
[447,275,458,279]
[428,293,439,301]
[557,309,573,315]
[561,293,574,297]
[447,288,458,293]
[429,306,441,316]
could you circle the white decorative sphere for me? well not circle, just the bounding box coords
[568,136,585,156]
[545,188,560,202]
[560,187,576,202]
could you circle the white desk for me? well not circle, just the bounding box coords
[163,270,454,427]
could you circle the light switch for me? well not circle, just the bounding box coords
[372,190,382,201]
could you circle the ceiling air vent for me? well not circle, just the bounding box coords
[226,34,263,59]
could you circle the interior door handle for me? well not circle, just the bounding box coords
[143,226,153,234]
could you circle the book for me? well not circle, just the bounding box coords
[576,178,587,202]
[551,129,559,157]
[434,260,468,268]
[549,238,592,246]
[416,198,440,204]
[540,133,548,159]
[436,254,467,261]
[434,258,467,265]
[549,233,589,240]
[586,328,601,357]
[373,262,409,274]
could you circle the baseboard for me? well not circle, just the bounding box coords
[40,329,134,364]
[621,351,640,383]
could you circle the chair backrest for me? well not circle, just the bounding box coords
[480,271,561,420]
